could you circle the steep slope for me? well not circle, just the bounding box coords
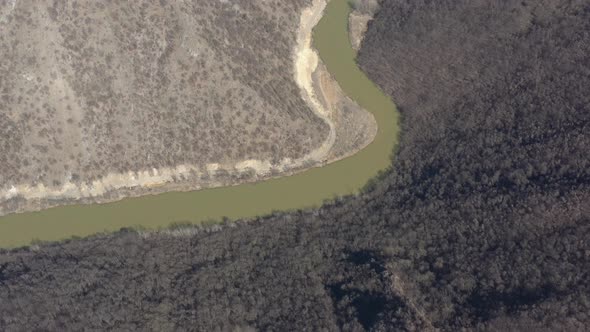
[0,0,375,216]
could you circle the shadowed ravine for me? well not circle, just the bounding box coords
[0,0,399,248]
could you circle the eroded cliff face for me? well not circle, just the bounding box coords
[348,0,380,51]
[0,0,376,216]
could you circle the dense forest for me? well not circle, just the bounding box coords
[1,0,589,330]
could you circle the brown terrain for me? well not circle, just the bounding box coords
[0,0,376,215]
[349,0,379,51]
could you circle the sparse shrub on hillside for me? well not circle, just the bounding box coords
[0,0,327,192]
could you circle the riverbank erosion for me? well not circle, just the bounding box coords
[0,0,398,248]
[0,0,376,217]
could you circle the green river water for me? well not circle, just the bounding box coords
[0,0,399,248]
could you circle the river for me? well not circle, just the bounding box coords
[0,0,399,248]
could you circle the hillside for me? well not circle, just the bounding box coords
[1,0,589,330]
[0,0,375,215]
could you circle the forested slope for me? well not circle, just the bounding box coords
[1,0,589,330]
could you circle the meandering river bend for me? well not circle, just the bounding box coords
[0,0,399,248]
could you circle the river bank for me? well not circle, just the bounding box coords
[0,0,399,248]
[0,0,375,218]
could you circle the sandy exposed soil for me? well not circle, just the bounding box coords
[0,0,376,216]
[349,12,373,52]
